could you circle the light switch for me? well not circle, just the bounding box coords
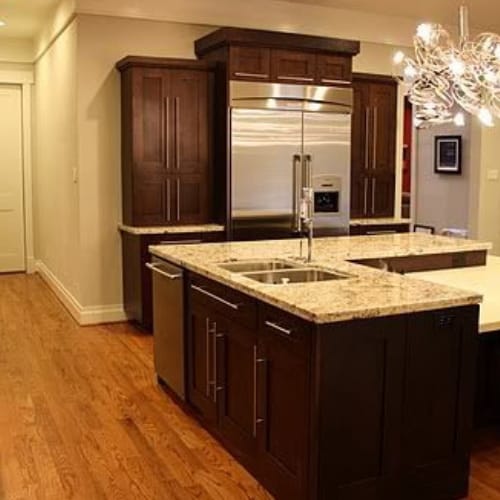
[72,167,78,184]
[487,169,499,181]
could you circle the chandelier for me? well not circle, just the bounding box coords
[394,5,500,127]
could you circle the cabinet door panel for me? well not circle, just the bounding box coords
[132,176,166,225]
[271,49,316,83]
[132,68,168,170]
[217,320,257,459]
[371,172,395,218]
[317,54,352,84]
[350,174,368,219]
[170,70,210,175]
[370,81,397,173]
[187,304,217,424]
[401,308,478,500]
[170,174,209,224]
[257,331,310,500]
[317,318,406,500]
[230,46,271,81]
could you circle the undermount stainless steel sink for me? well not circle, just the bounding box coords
[218,259,300,273]
[241,268,354,285]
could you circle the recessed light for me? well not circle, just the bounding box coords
[0,20,6,27]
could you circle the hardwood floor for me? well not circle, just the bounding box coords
[1,272,500,500]
[0,273,271,500]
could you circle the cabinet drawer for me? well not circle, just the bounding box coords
[259,304,311,355]
[317,54,352,84]
[189,274,257,329]
[271,49,316,84]
[229,46,271,81]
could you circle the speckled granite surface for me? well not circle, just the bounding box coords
[119,224,225,235]
[150,234,490,324]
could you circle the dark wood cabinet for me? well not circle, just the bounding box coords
[195,28,359,87]
[121,230,224,332]
[257,306,311,500]
[271,49,317,84]
[117,57,214,226]
[317,53,353,85]
[229,46,271,81]
[184,271,478,500]
[217,318,258,460]
[351,75,397,219]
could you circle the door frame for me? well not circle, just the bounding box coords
[0,67,35,273]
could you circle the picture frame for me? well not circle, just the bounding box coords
[434,135,462,175]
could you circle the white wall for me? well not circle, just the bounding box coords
[33,19,81,301]
[415,117,472,234]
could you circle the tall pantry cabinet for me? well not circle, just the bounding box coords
[350,74,398,219]
[117,57,215,226]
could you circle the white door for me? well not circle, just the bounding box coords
[0,85,25,272]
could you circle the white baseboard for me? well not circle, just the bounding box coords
[26,256,36,274]
[35,260,128,326]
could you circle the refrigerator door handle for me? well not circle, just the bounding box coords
[293,154,302,231]
[303,154,312,189]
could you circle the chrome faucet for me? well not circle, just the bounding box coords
[300,187,314,263]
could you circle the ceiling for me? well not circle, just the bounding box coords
[2,0,500,41]
[0,0,59,38]
[283,0,500,31]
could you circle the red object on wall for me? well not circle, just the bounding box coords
[402,98,412,194]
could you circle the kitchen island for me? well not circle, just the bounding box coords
[150,234,490,500]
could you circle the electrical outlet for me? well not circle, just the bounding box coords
[487,169,499,181]
[72,167,78,184]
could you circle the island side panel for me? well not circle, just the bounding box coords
[315,305,479,500]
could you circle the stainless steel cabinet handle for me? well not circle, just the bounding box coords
[372,177,376,215]
[166,178,171,221]
[265,320,292,336]
[164,97,170,170]
[233,72,269,79]
[174,97,180,171]
[277,75,314,82]
[293,154,302,232]
[363,177,368,215]
[367,230,397,235]
[212,332,225,403]
[191,284,240,311]
[372,106,378,170]
[253,345,265,437]
[158,239,202,245]
[176,178,181,221]
[365,107,370,171]
[145,262,182,280]
[320,78,350,85]
[205,318,216,397]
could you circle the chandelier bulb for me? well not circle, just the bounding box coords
[478,108,494,127]
[449,58,465,76]
[393,51,405,65]
[416,23,433,44]
[404,64,418,79]
[454,112,466,127]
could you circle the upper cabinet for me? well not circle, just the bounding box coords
[117,57,214,226]
[195,27,360,86]
[350,75,398,219]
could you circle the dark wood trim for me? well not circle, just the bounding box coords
[195,27,360,58]
[116,56,216,72]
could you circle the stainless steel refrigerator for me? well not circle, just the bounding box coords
[230,81,353,240]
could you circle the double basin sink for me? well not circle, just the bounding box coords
[218,259,354,285]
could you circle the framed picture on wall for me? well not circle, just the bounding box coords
[435,135,462,174]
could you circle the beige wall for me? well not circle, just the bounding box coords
[469,123,500,255]
[73,14,409,310]
[33,18,81,300]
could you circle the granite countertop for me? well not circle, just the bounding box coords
[350,217,412,226]
[119,223,225,235]
[410,255,500,334]
[150,233,491,324]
